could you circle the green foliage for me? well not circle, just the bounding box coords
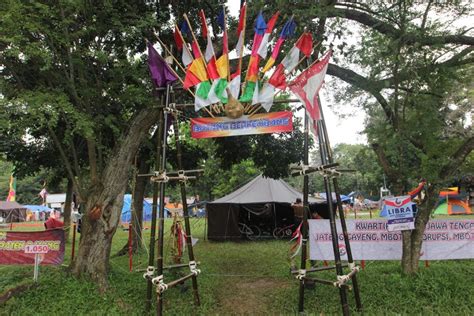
[1,222,473,314]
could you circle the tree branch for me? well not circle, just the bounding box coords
[439,136,474,180]
[327,63,396,124]
[328,6,474,46]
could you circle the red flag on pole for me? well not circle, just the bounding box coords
[288,50,331,122]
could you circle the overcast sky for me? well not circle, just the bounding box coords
[227,1,367,145]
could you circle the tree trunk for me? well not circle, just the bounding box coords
[401,186,437,274]
[116,155,149,256]
[70,107,160,291]
[63,178,73,242]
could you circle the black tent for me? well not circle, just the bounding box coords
[0,201,27,223]
[207,175,327,240]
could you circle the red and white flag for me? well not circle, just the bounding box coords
[288,50,331,122]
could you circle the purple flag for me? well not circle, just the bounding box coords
[147,42,178,87]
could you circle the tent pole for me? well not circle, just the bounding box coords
[145,95,165,311]
[156,84,171,316]
[298,111,310,312]
[317,98,362,311]
[172,109,201,307]
[317,121,350,316]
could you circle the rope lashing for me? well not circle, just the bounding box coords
[333,265,360,287]
[151,171,169,183]
[177,170,189,183]
[296,269,306,280]
[152,275,169,293]
[188,260,201,276]
[348,262,356,270]
[143,266,155,280]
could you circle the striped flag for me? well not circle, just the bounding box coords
[6,175,16,202]
[288,50,332,122]
[261,17,296,73]
[234,3,247,58]
[257,12,279,59]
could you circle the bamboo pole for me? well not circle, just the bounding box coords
[172,111,201,306]
[247,43,322,116]
[155,37,186,73]
[172,25,215,118]
[145,97,164,312]
[156,85,171,316]
[147,38,214,117]
[316,121,350,316]
[317,96,363,311]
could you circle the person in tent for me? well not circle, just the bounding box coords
[292,198,304,226]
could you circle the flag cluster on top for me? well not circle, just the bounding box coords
[147,3,332,135]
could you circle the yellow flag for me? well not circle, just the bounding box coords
[261,57,276,74]
[189,57,208,82]
[216,54,229,79]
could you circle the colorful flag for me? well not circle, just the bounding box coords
[216,7,229,79]
[174,25,193,66]
[281,32,313,72]
[245,12,266,83]
[261,17,296,73]
[234,3,247,58]
[288,50,332,122]
[195,81,213,111]
[199,10,219,80]
[251,12,267,56]
[147,42,178,88]
[39,188,48,205]
[6,175,16,202]
[258,64,287,111]
[257,11,279,59]
[173,25,183,50]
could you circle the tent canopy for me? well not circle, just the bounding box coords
[207,175,328,241]
[314,192,351,202]
[24,205,53,212]
[210,174,326,205]
[0,201,26,223]
[121,194,169,222]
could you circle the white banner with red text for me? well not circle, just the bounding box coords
[309,219,474,260]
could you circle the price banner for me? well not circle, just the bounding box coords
[0,229,64,265]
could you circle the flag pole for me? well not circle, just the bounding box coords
[236,2,247,75]
[148,38,214,118]
[248,43,321,117]
[155,37,187,73]
[183,13,209,70]
[223,6,231,82]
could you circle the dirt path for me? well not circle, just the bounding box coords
[214,276,290,314]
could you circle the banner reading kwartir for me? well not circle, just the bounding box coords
[0,229,65,265]
[309,219,473,260]
[191,111,293,138]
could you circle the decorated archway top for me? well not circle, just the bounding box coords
[147,3,332,134]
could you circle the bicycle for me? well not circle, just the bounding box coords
[238,222,261,241]
[272,223,295,239]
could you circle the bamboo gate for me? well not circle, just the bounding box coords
[141,83,362,315]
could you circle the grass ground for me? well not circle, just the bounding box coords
[1,217,473,315]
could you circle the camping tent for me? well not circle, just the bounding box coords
[434,189,472,215]
[0,201,27,223]
[24,205,53,221]
[314,192,351,203]
[207,175,327,240]
[121,194,169,223]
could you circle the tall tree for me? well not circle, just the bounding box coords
[264,0,474,273]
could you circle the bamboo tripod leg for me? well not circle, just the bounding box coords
[298,113,310,312]
[317,123,350,316]
[156,85,171,316]
[318,114,363,311]
[172,101,201,306]
[146,97,165,311]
